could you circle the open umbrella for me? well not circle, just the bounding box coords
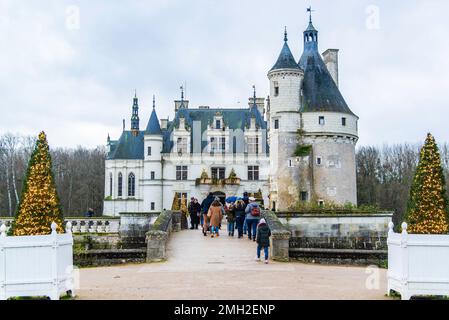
[225,196,239,203]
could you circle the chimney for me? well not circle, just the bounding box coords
[175,100,189,112]
[322,49,339,87]
[160,118,168,130]
[249,97,265,116]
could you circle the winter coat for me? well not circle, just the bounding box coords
[208,205,223,228]
[245,202,261,220]
[226,209,236,223]
[233,203,246,219]
[256,223,271,247]
[188,202,201,215]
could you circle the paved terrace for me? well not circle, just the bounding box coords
[77,228,389,300]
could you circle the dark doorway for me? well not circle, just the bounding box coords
[211,191,226,205]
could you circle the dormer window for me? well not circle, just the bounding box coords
[247,137,259,154]
[215,120,221,129]
[319,116,325,126]
[177,137,188,155]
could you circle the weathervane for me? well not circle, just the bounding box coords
[180,85,184,102]
[307,6,315,23]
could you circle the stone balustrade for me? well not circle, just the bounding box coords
[66,218,120,234]
[0,217,120,234]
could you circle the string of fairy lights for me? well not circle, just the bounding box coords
[12,131,65,236]
[405,133,449,234]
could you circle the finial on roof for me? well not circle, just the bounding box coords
[284,26,288,42]
[134,89,137,99]
[252,85,258,109]
[153,94,156,109]
[180,85,184,102]
[123,119,125,131]
[107,133,110,143]
[307,6,314,23]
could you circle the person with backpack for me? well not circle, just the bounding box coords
[244,197,261,241]
[255,218,271,264]
[225,202,236,237]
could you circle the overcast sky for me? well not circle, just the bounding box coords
[0,0,448,148]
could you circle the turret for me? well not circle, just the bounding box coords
[144,95,163,212]
[267,28,304,211]
[267,28,303,120]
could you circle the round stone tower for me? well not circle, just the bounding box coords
[267,29,305,211]
[298,17,359,206]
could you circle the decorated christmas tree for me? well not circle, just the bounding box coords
[11,132,64,236]
[404,133,449,234]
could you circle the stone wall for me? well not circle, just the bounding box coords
[262,211,393,265]
[146,210,181,262]
[281,212,392,264]
[261,211,291,262]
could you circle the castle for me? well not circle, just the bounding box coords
[103,14,359,216]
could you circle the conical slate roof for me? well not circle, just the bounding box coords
[145,108,162,135]
[270,42,300,71]
[298,20,356,116]
[300,53,354,115]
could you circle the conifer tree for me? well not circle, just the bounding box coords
[404,133,449,234]
[12,132,64,235]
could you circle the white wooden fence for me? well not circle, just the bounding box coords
[0,222,74,300]
[387,222,449,300]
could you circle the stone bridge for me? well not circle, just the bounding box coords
[76,211,389,300]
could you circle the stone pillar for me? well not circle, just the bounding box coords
[172,211,182,232]
[146,230,169,262]
[270,230,291,262]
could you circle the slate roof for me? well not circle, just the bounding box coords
[297,22,356,116]
[145,108,162,135]
[300,54,355,115]
[163,106,267,153]
[107,106,268,159]
[107,131,144,160]
[270,42,300,71]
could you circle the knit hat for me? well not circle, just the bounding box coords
[249,197,256,202]
[259,218,266,225]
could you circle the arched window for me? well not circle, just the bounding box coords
[109,173,113,197]
[118,173,123,197]
[128,173,136,197]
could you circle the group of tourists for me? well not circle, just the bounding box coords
[187,192,271,263]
